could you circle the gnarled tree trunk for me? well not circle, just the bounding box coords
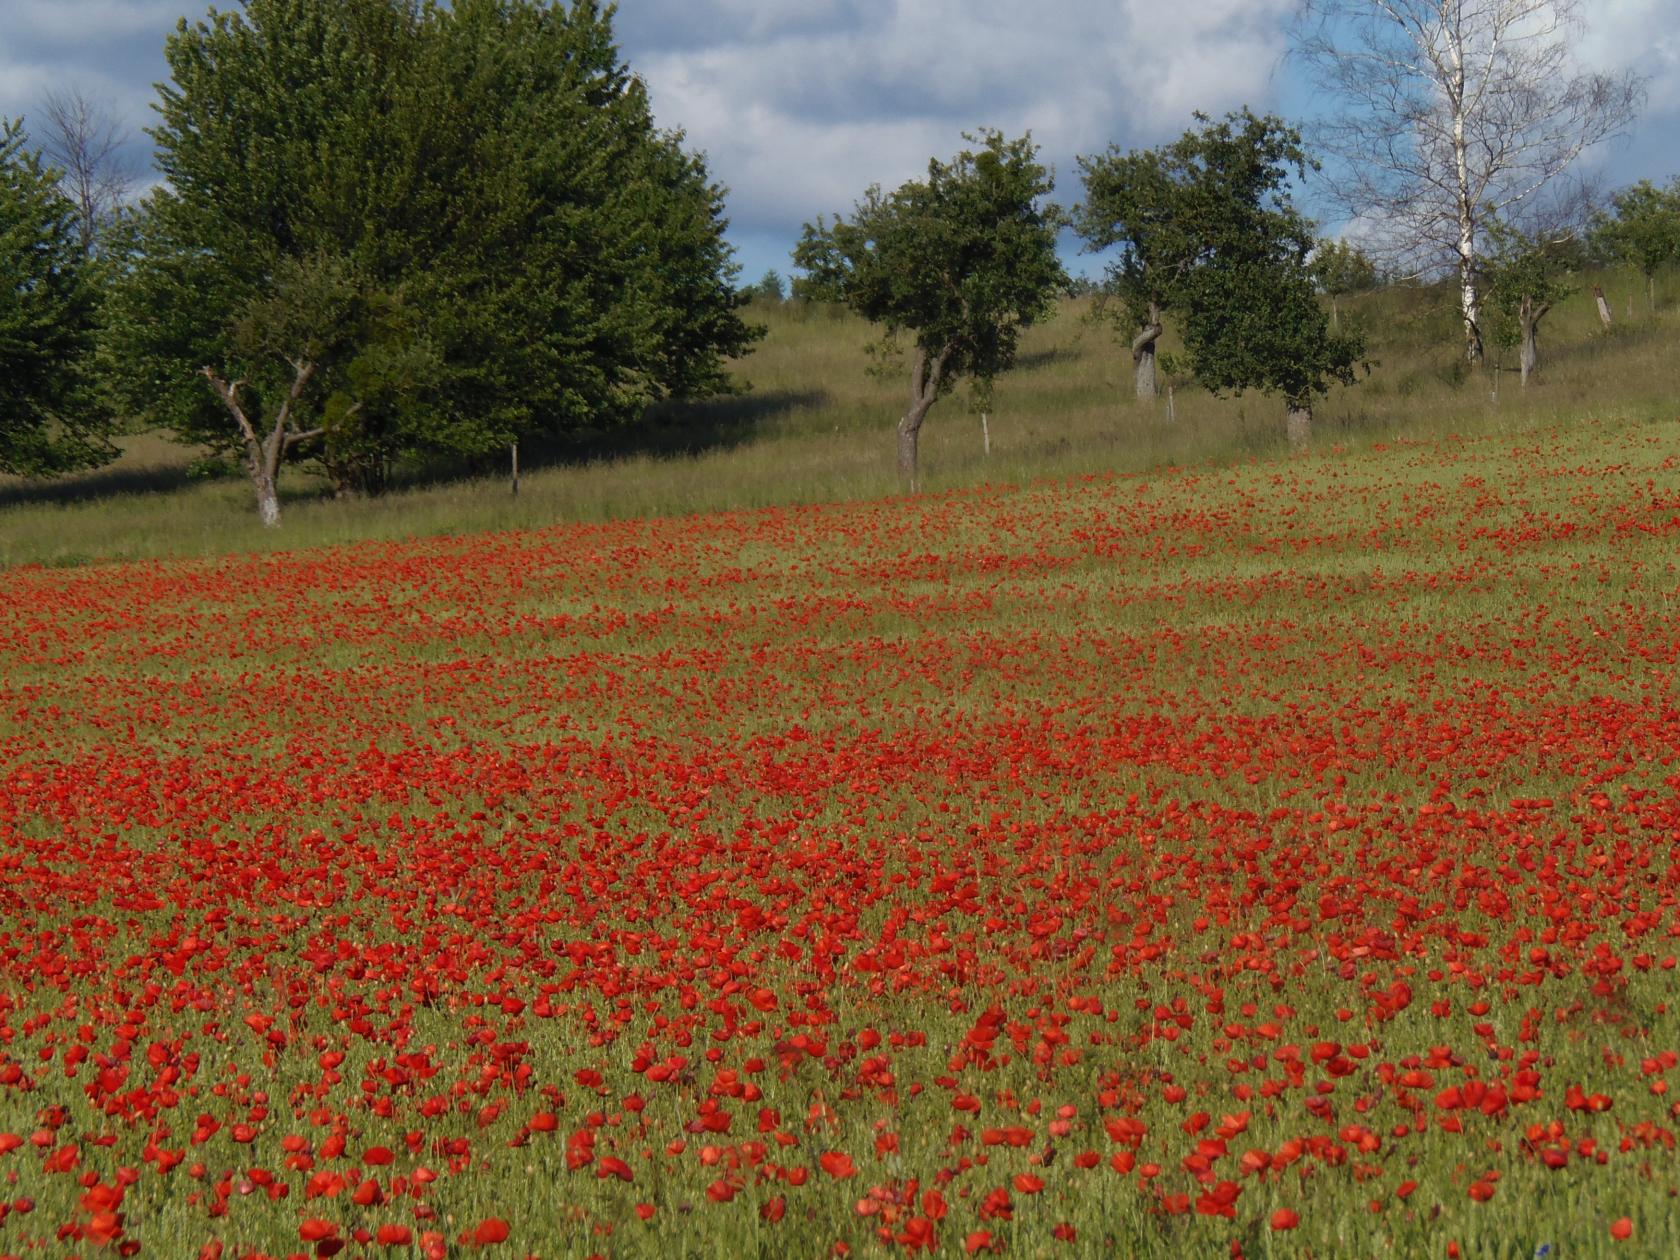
[1132,302,1163,400]
[897,345,951,493]
[1286,401,1311,451]
[1517,295,1549,388]
[201,358,321,527]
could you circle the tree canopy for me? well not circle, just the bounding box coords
[1592,179,1680,310]
[1175,114,1365,445]
[1074,141,1201,399]
[103,0,757,521]
[794,131,1064,489]
[1,119,109,477]
[1078,111,1363,445]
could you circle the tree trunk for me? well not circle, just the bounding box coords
[1449,45,1482,364]
[252,472,281,527]
[1458,253,1482,363]
[1132,304,1163,400]
[1286,402,1311,451]
[897,347,950,493]
[980,412,990,457]
[897,413,924,490]
[1518,296,1541,388]
[200,359,320,528]
[1650,274,1657,314]
[1330,295,1340,332]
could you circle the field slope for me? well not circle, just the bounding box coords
[3,413,1680,1257]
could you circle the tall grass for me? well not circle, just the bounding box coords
[2,267,1676,569]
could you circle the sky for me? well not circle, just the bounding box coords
[2,0,1676,282]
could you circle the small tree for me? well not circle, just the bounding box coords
[1161,113,1366,448]
[1592,179,1680,312]
[0,119,110,477]
[1482,218,1577,388]
[1074,145,1191,400]
[794,131,1064,490]
[743,269,786,302]
[1310,238,1378,330]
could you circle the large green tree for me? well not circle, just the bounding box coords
[105,0,756,524]
[794,131,1064,491]
[1,119,110,477]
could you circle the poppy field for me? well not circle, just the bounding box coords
[4,418,1680,1258]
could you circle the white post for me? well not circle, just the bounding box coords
[981,412,990,456]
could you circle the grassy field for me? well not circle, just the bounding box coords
[2,261,1680,1256]
[3,409,1680,1256]
[1,267,1677,569]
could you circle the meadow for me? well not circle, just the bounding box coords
[2,275,1680,1257]
[2,267,1678,569]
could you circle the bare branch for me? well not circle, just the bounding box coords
[37,87,134,254]
[199,367,260,449]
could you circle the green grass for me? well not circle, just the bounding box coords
[5,338,1680,1255]
[3,267,1678,570]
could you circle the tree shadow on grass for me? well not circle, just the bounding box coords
[0,460,203,511]
[403,387,833,488]
[1015,346,1079,371]
[2,388,832,511]
[540,387,831,464]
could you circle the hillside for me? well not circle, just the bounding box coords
[1,267,1676,569]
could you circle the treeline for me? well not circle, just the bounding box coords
[2,0,754,524]
[793,116,1679,485]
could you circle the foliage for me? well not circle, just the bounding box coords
[1591,178,1680,294]
[793,131,1065,407]
[1074,140,1197,332]
[1310,239,1379,300]
[742,269,787,302]
[1480,217,1578,351]
[0,119,110,476]
[103,0,757,503]
[1140,112,1366,413]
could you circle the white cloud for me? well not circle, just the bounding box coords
[635,0,1298,239]
[1576,0,1680,114]
[0,0,186,42]
[2,0,1670,279]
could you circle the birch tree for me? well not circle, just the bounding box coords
[1293,0,1642,362]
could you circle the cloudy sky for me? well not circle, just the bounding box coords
[3,0,1676,280]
